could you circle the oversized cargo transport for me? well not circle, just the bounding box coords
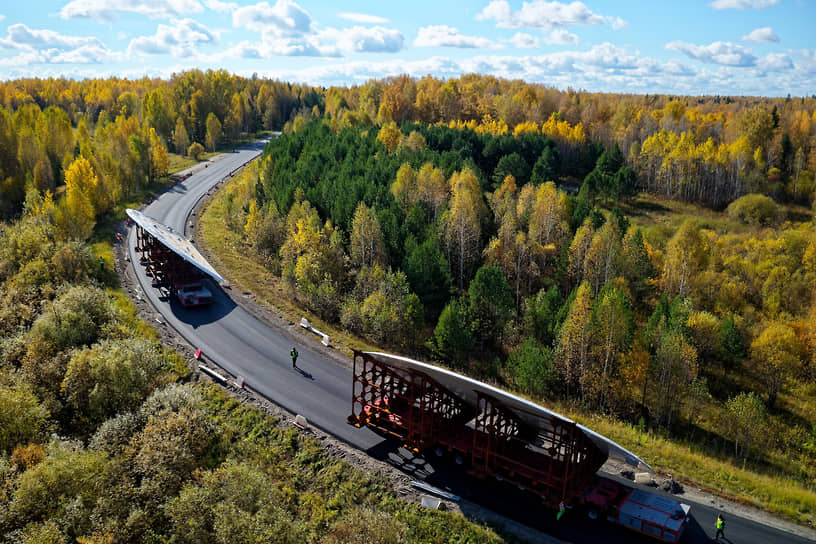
[348,350,691,542]
[127,209,224,307]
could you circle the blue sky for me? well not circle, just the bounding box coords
[0,0,813,96]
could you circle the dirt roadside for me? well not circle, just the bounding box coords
[115,154,816,544]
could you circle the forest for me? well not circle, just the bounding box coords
[0,71,505,543]
[0,209,502,542]
[1,71,816,538]
[210,75,816,523]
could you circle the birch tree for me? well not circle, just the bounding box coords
[662,220,707,297]
[555,282,593,401]
[590,283,633,410]
[350,202,385,269]
[443,167,484,290]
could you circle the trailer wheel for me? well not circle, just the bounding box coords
[586,507,599,521]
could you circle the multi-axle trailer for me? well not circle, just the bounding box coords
[347,350,690,542]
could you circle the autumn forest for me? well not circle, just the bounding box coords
[1,70,816,540]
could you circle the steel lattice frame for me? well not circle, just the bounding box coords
[348,350,474,452]
[134,223,202,291]
[348,351,608,507]
[468,392,606,506]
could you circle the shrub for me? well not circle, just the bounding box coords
[0,384,49,453]
[725,193,779,226]
[187,142,205,161]
[27,285,115,353]
[62,337,174,430]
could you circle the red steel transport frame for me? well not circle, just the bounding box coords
[348,350,636,510]
[128,209,223,306]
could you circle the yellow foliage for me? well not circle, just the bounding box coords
[244,199,261,239]
[475,114,509,136]
[57,157,98,240]
[513,121,539,136]
[376,122,401,153]
[540,113,586,144]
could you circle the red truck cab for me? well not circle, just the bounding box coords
[580,476,691,543]
[175,281,213,307]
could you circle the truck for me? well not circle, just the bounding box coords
[175,281,213,307]
[347,350,692,543]
[579,476,691,543]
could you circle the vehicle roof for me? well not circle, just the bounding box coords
[620,488,689,531]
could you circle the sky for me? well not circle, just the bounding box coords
[0,0,814,96]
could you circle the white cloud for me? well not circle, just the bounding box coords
[128,18,217,58]
[5,41,811,97]
[0,23,104,50]
[476,0,626,30]
[337,12,388,24]
[710,0,779,9]
[0,24,122,65]
[265,44,683,88]
[204,0,236,13]
[662,60,695,76]
[741,27,779,43]
[0,51,45,67]
[319,26,403,53]
[255,36,329,56]
[0,15,5,22]
[611,17,628,31]
[60,0,204,21]
[211,33,332,59]
[232,0,313,36]
[215,41,263,59]
[414,25,497,49]
[796,49,816,75]
[510,33,539,49]
[666,40,757,67]
[228,1,401,58]
[543,29,579,45]
[49,43,123,63]
[757,52,792,72]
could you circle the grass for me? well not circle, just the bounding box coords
[619,194,749,245]
[198,384,507,543]
[167,151,220,174]
[620,193,813,246]
[167,152,198,174]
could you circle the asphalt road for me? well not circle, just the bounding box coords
[126,141,813,544]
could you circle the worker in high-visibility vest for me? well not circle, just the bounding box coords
[290,347,298,368]
[715,513,725,539]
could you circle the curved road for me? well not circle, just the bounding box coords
[126,141,812,544]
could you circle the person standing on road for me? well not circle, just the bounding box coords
[715,513,725,539]
[290,347,298,368]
